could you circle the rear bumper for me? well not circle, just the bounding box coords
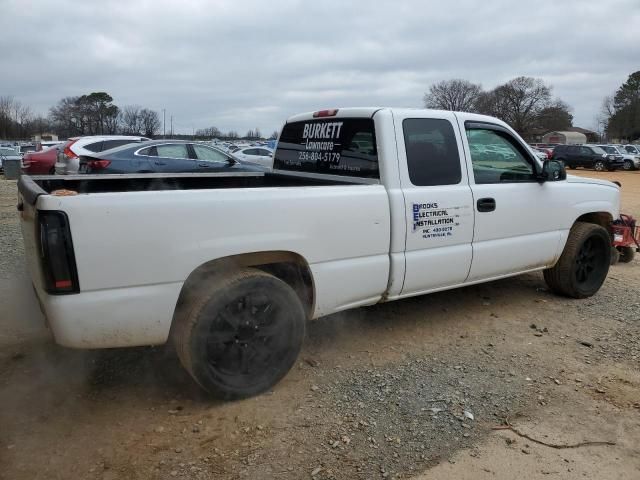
[34,282,183,348]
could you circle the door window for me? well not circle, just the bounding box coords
[137,146,157,156]
[403,118,461,186]
[84,141,103,152]
[156,144,189,159]
[466,128,535,184]
[193,145,229,162]
[101,139,136,151]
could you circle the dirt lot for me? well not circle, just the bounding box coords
[1,170,639,480]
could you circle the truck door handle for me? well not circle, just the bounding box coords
[198,163,210,167]
[477,198,496,212]
[154,160,166,165]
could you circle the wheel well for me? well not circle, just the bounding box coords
[575,212,614,237]
[175,252,315,318]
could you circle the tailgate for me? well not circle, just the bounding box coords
[18,184,44,290]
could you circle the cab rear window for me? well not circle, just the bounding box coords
[273,118,378,178]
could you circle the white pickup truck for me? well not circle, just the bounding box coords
[18,108,620,398]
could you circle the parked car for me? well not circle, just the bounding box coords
[622,145,639,156]
[231,146,274,168]
[533,146,553,159]
[596,145,640,171]
[19,107,619,399]
[528,146,548,161]
[0,146,21,172]
[16,144,37,156]
[22,144,60,174]
[37,140,64,151]
[55,135,150,175]
[78,140,266,174]
[552,144,623,171]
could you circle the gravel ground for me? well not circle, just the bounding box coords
[0,173,639,480]
[0,180,23,279]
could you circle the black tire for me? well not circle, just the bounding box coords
[618,246,635,263]
[594,161,605,171]
[623,160,633,171]
[610,247,620,265]
[543,222,611,298]
[172,268,306,399]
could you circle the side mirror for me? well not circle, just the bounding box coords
[541,160,566,181]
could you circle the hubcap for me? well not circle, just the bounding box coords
[205,293,283,376]
[623,161,631,170]
[595,162,604,171]
[575,238,597,283]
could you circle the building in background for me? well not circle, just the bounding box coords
[31,133,58,142]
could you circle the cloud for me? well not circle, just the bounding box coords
[1,0,638,133]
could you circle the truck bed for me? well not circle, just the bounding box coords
[19,171,375,204]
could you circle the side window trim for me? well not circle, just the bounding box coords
[187,144,198,159]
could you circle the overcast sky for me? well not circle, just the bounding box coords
[2,0,639,135]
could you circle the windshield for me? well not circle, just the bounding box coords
[591,146,606,154]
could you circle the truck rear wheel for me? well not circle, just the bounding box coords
[173,268,306,399]
[618,246,635,263]
[543,222,611,298]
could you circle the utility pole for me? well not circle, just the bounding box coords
[162,109,166,139]
[170,115,173,137]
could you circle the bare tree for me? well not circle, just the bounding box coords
[535,100,573,132]
[121,105,143,134]
[195,126,222,138]
[423,79,482,112]
[139,109,161,138]
[269,130,279,140]
[475,76,552,137]
[595,95,615,139]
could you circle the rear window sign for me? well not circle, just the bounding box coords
[274,118,379,178]
[301,121,343,164]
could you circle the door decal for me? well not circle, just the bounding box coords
[412,203,466,239]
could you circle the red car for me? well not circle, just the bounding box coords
[21,145,59,174]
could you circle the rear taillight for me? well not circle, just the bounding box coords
[63,140,78,159]
[86,159,111,170]
[38,211,79,294]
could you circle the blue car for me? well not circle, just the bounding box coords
[78,140,265,174]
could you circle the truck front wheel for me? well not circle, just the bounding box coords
[543,222,611,298]
[173,268,306,399]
